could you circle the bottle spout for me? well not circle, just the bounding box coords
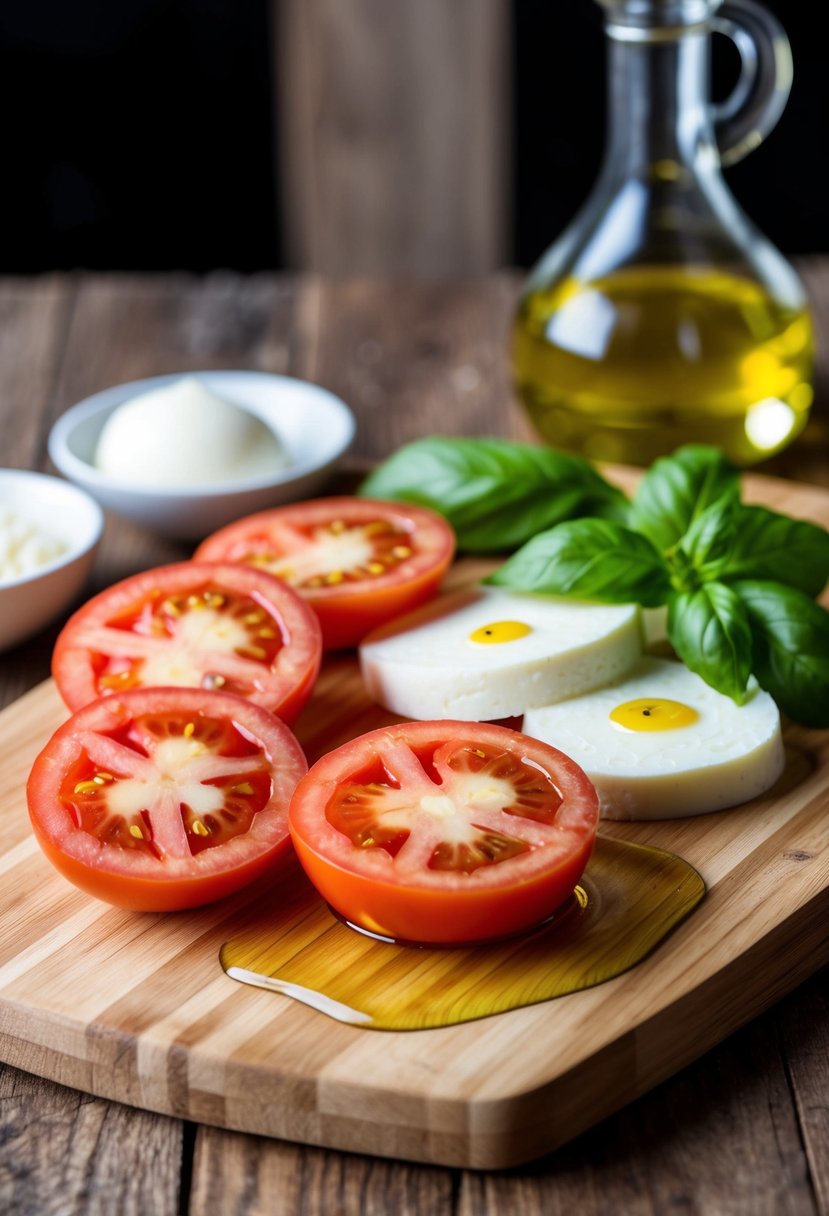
[596,0,792,166]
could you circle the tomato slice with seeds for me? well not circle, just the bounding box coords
[288,720,599,944]
[27,687,308,910]
[52,561,322,723]
[194,497,455,650]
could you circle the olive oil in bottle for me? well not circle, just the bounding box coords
[514,0,813,466]
[514,266,814,465]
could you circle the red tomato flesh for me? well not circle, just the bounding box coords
[194,497,455,650]
[27,687,308,911]
[52,561,322,723]
[288,720,599,944]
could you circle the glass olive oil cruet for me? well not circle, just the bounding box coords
[513,0,813,465]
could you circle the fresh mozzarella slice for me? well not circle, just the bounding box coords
[523,656,784,820]
[359,587,642,721]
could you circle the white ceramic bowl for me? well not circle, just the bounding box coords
[48,371,357,541]
[0,469,104,652]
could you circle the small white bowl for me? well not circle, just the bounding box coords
[0,469,104,652]
[48,371,357,541]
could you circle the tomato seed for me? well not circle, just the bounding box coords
[73,780,100,795]
[100,672,131,688]
[237,644,267,660]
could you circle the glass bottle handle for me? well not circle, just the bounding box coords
[710,0,793,166]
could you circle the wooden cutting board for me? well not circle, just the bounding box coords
[0,471,827,1170]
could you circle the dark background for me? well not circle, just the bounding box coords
[513,0,826,265]
[0,0,823,274]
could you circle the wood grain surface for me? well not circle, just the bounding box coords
[275,0,510,276]
[1,269,828,1211]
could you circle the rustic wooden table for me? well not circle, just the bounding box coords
[1,269,828,1214]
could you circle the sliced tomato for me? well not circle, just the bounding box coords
[52,561,322,723]
[27,687,308,911]
[194,497,455,650]
[288,720,599,944]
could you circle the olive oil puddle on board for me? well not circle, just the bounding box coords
[220,837,705,1031]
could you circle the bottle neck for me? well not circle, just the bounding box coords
[603,31,718,178]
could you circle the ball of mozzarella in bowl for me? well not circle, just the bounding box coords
[522,656,784,820]
[94,377,291,487]
[359,586,642,721]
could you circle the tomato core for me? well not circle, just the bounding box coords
[195,498,455,649]
[89,584,285,699]
[60,711,273,861]
[242,516,415,589]
[326,743,564,876]
[52,561,322,723]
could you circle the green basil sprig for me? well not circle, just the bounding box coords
[362,437,829,725]
[485,444,828,725]
[360,436,627,552]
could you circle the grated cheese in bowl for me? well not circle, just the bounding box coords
[0,506,68,584]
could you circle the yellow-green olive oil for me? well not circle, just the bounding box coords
[513,266,814,466]
[220,837,704,1031]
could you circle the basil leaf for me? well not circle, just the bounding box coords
[717,506,829,597]
[667,582,753,703]
[360,437,628,552]
[677,497,740,585]
[732,580,829,727]
[486,519,671,606]
[631,445,740,553]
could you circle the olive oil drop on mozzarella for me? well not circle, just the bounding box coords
[93,377,291,486]
[359,587,642,721]
[522,656,785,820]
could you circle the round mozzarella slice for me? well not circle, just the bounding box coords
[359,587,642,721]
[522,656,784,820]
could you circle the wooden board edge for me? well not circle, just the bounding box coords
[1,882,828,1170]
